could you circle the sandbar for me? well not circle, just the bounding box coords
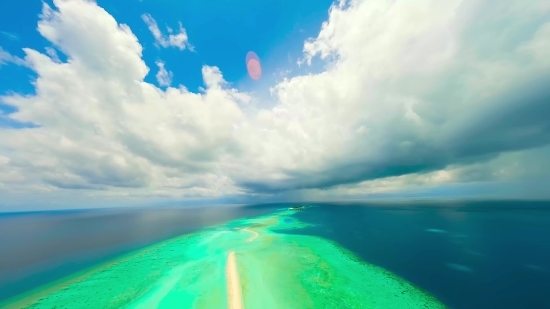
[241,228,259,242]
[226,251,244,309]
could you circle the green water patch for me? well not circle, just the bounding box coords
[2,209,447,309]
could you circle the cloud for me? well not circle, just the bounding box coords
[320,145,550,198]
[233,0,550,193]
[0,0,244,202]
[0,46,27,67]
[155,60,172,87]
[1,31,19,41]
[1,0,550,207]
[141,14,191,50]
[44,47,61,63]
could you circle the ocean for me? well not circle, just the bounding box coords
[0,205,275,302]
[1,200,549,308]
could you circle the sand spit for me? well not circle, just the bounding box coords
[242,228,259,242]
[226,251,244,309]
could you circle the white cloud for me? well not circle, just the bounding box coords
[2,0,550,208]
[141,14,191,50]
[0,46,28,67]
[44,47,61,63]
[236,0,550,192]
[1,0,245,204]
[155,60,172,87]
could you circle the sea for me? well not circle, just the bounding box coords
[1,200,549,308]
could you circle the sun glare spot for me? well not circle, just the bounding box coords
[246,51,262,80]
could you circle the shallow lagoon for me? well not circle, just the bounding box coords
[1,209,445,308]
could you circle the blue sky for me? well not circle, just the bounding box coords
[1,0,550,210]
[1,0,333,112]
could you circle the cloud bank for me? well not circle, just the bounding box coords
[1,0,550,207]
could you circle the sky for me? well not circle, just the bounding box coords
[1,0,550,210]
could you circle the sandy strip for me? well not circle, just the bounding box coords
[241,228,259,242]
[226,251,244,309]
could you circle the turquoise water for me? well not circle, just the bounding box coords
[1,201,549,308]
[1,209,446,308]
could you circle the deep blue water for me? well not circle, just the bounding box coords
[288,201,550,309]
[1,200,549,308]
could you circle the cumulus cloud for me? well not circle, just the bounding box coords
[141,14,191,50]
[1,0,550,207]
[237,0,550,193]
[155,60,172,87]
[1,0,245,202]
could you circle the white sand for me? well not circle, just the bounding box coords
[226,251,244,309]
[241,228,259,242]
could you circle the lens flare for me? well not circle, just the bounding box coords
[246,51,262,80]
